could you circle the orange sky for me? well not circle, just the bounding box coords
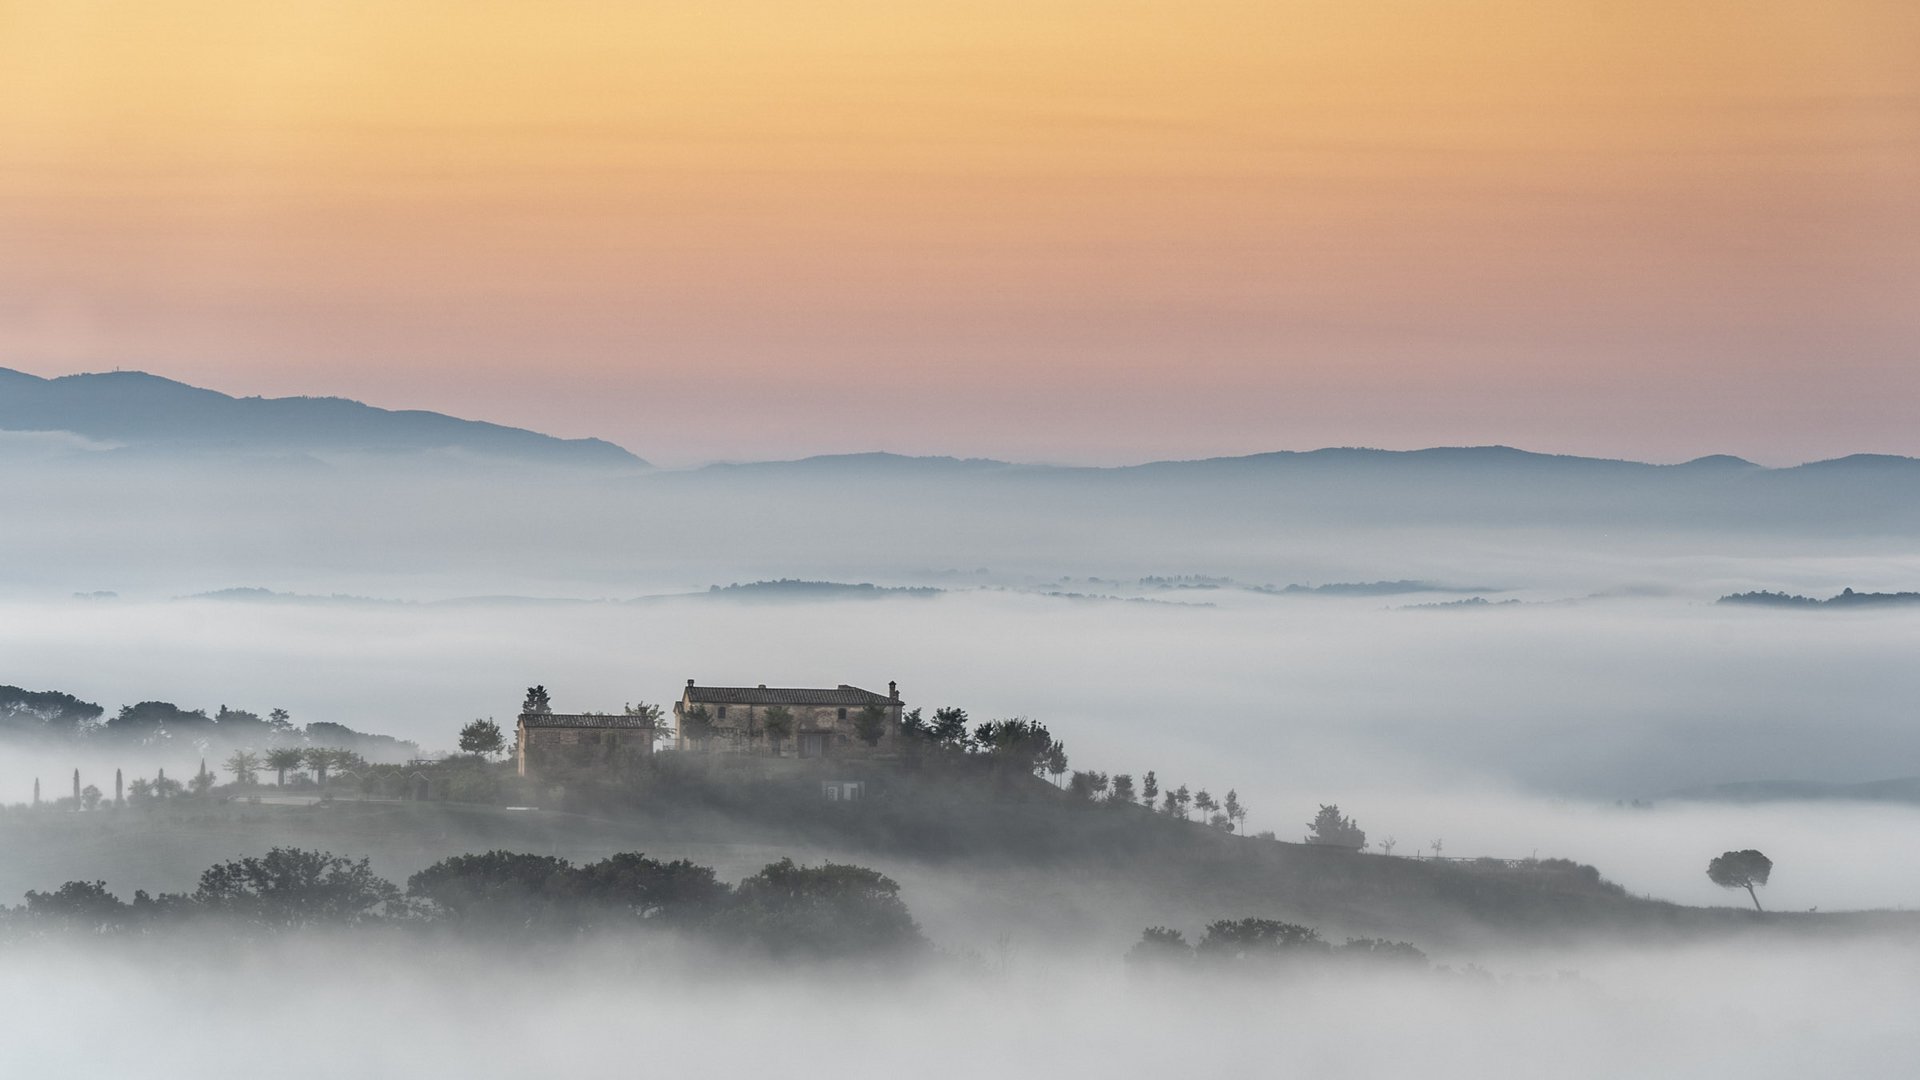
[2,1,1916,464]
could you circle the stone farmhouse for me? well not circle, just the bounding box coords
[515,711,656,778]
[674,679,903,758]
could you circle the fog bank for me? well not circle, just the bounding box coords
[2,936,1915,1079]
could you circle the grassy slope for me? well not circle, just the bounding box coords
[1,768,1910,957]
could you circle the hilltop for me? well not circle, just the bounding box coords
[0,367,643,467]
[1719,588,1920,609]
[3,773,1909,957]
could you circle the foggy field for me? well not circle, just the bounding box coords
[3,935,1917,1080]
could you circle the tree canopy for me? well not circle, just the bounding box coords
[193,848,405,928]
[1706,849,1773,912]
[726,858,924,959]
[852,704,890,747]
[458,718,506,758]
[0,686,104,739]
[1305,804,1367,850]
[1196,918,1328,962]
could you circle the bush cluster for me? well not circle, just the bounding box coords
[6,848,926,961]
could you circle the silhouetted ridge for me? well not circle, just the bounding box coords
[0,367,645,467]
[1720,588,1920,608]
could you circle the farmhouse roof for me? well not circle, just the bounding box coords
[516,712,655,729]
[681,683,895,708]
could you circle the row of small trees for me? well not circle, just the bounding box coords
[219,746,367,786]
[10,847,927,959]
[1053,768,1255,831]
[23,747,375,812]
[2,687,416,758]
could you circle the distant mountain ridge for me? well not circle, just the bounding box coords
[1662,776,1920,805]
[691,446,1919,477]
[8,368,1920,526]
[1719,588,1920,609]
[0,367,644,467]
[670,446,1920,534]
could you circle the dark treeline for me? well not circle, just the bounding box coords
[1127,918,1430,970]
[5,847,925,961]
[885,704,1262,834]
[1718,587,1920,608]
[0,685,417,759]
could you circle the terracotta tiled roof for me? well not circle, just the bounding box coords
[682,684,894,708]
[517,712,655,728]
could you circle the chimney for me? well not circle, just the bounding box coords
[687,678,695,687]
[889,681,899,702]
[758,684,766,689]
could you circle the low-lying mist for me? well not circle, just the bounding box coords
[4,588,1918,910]
[3,934,1916,1079]
[5,454,1920,599]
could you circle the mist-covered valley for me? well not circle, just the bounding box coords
[9,0,1918,1064]
[5,442,1920,1078]
[4,933,1918,1080]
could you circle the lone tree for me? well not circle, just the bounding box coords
[522,686,553,715]
[1707,849,1773,912]
[625,701,672,748]
[264,747,305,785]
[1306,804,1367,850]
[1044,741,1069,786]
[760,706,795,756]
[1196,918,1328,963]
[1126,926,1193,967]
[970,718,1054,773]
[458,718,506,758]
[725,858,925,959]
[188,759,216,796]
[224,750,262,786]
[852,704,890,747]
[680,704,718,749]
[927,706,970,750]
[303,747,342,786]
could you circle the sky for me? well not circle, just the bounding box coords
[1,1,1916,467]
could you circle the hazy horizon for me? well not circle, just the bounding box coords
[10,362,1920,471]
[5,3,1917,466]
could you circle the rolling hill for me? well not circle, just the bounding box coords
[0,367,644,467]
